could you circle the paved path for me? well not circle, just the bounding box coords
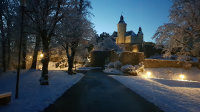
[44,70,163,112]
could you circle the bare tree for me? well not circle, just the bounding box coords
[56,0,94,74]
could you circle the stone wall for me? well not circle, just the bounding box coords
[119,52,144,66]
[144,59,198,68]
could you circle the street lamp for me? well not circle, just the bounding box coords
[15,0,26,99]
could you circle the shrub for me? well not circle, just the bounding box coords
[106,61,122,69]
[113,61,122,69]
[107,62,115,68]
[121,65,134,74]
[120,62,144,76]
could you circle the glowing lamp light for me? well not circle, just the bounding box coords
[132,48,138,52]
[40,53,44,58]
[87,57,91,62]
[147,72,151,78]
[144,71,152,78]
[179,74,185,80]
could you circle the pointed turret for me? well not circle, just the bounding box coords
[137,27,144,43]
[118,15,126,24]
[137,27,143,36]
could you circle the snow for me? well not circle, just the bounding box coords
[145,67,200,82]
[110,67,200,112]
[0,70,84,112]
[104,63,144,75]
[103,68,123,75]
[77,67,102,71]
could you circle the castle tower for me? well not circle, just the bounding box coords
[117,15,127,44]
[137,27,144,42]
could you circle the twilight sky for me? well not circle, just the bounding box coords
[90,0,172,42]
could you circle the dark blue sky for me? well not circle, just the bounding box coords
[90,0,172,42]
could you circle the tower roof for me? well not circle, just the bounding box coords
[118,15,126,24]
[137,27,143,35]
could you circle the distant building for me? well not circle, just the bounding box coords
[115,15,143,45]
[114,15,162,57]
[115,15,144,52]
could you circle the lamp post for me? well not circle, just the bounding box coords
[15,0,25,99]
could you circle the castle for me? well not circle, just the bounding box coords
[115,15,144,52]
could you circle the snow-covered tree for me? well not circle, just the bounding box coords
[56,0,94,74]
[26,0,71,84]
[153,0,200,61]
[94,32,122,52]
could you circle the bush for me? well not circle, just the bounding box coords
[120,62,144,76]
[121,65,134,74]
[136,62,144,73]
[107,62,114,68]
[114,61,121,69]
[106,61,122,69]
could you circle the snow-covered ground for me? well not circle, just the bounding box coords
[110,67,200,112]
[103,68,123,75]
[77,67,102,71]
[145,67,200,82]
[0,70,83,112]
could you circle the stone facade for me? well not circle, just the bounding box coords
[119,52,144,66]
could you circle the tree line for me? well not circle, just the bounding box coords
[0,0,95,85]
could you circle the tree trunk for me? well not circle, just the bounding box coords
[6,17,12,70]
[67,56,74,74]
[31,35,40,69]
[40,42,49,85]
[0,10,6,72]
[0,32,6,72]
[198,57,200,69]
[22,35,27,69]
[7,30,11,70]
[40,31,50,85]
[42,46,49,75]
[66,43,77,75]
